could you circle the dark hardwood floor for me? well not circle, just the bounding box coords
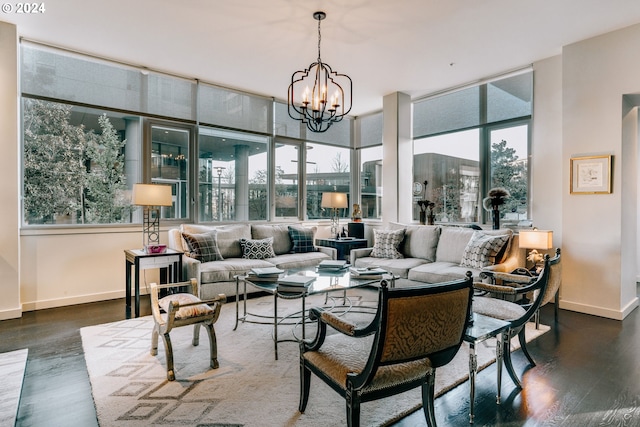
[1,293,639,426]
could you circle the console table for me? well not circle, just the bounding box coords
[124,248,182,318]
[315,238,368,261]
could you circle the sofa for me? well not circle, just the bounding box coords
[350,224,524,284]
[167,223,336,300]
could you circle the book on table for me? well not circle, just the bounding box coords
[277,274,316,293]
[317,260,348,270]
[349,266,388,279]
[250,267,285,277]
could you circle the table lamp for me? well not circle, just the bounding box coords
[132,183,173,252]
[321,192,348,238]
[519,228,553,273]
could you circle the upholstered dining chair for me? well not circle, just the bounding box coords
[472,251,559,393]
[150,279,226,381]
[299,274,473,427]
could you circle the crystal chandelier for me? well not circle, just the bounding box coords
[287,11,352,133]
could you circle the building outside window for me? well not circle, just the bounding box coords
[305,142,350,220]
[359,145,383,220]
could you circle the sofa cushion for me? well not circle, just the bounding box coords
[408,261,480,283]
[267,252,330,270]
[434,227,475,264]
[460,231,511,269]
[251,224,293,255]
[182,230,224,262]
[181,224,251,259]
[288,225,317,253]
[241,237,277,259]
[200,258,274,283]
[390,223,440,261]
[371,228,405,259]
[352,256,428,279]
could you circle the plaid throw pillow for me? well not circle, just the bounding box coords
[182,230,224,262]
[460,231,510,269]
[371,228,405,259]
[240,237,276,259]
[288,226,316,253]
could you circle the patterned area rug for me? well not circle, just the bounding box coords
[81,290,549,427]
[0,348,28,427]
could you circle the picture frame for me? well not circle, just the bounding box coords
[570,155,612,194]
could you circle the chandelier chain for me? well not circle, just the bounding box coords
[317,17,322,62]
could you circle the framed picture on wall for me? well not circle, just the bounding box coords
[570,155,613,194]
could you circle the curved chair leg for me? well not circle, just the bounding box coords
[161,332,175,381]
[518,328,536,367]
[422,368,437,427]
[204,322,219,369]
[502,333,522,389]
[299,362,311,412]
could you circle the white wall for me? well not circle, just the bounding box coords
[0,22,21,320]
[561,23,640,319]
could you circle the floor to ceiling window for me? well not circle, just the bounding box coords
[306,142,351,220]
[412,70,532,226]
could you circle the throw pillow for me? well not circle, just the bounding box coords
[240,237,276,259]
[460,231,510,269]
[158,293,213,320]
[288,225,317,253]
[370,228,406,259]
[182,230,224,262]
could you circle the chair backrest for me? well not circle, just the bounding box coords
[367,274,473,373]
[538,248,561,307]
[508,254,554,330]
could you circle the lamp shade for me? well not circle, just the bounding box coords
[321,192,348,209]
[132,184,172,207]
[519,229,553,250]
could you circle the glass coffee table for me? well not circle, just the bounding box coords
[234,266,395,360]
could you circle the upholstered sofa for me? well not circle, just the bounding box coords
[350,224,524,284]
[167,223,336,300]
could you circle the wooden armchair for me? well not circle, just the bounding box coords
[150,279,226,381]
[299,274,473,427]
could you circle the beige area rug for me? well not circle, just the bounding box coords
[0,348,28,427]
[81,290,549,427]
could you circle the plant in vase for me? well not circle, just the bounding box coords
[417,180,436,225]
[482,187,510,229]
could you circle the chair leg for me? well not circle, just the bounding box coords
[192,323,201,346]
[502,332,522,389]
[204,322,219,369]
[150,325,159,356]
[518,327,536,367]
[161,332,175,381]
[422,368,438,427]
[346,386,360,427]
[554,291,560,323]
[299,362,311,412]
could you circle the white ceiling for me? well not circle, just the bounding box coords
[4,0,640,116]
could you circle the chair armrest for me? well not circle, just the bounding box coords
[302,306,377,352]
[350,247,373,265]
[181,256,202,292]
[493,272,536,285]
[316,246,338,260]
[473,281,518,295]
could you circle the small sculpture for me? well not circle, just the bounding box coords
[351,203,362,222]
[417,180,435,225]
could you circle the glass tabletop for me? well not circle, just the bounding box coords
[464,312,510,343]
[242,266,390,296]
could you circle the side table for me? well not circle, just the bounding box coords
[315,238,368,261]
[124,248,183,318]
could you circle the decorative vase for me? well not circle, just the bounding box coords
[419,211,426,225]
[427,213,435,226]
[492,205,500,230]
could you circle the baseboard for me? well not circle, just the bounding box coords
[560,297,639,321]
[0,306,22,320]
[21,290,125,312]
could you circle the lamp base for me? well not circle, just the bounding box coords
[144,244,167,254]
